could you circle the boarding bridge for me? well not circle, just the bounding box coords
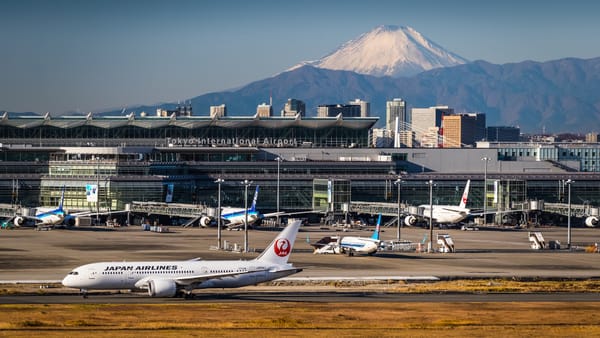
[528,232,546,250]
[436,233,455,253]
[128,201,211,218]
[350,201,406,217]
[0,203,19,218]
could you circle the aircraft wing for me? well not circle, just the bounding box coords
[133,270,265,289]
[173,269,269,286]
[261,210,318,218]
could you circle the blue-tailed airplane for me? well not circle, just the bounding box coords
[313,214,382,256]
[12,188,67,227]
[199,185,284,228]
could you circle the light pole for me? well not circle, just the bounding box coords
[566,179,573,249]
[96,156,100,225]
[215,178,224,250]
[481,157,490,225]
[242,179,252,253]
[394,176,402,241]
[428,179,434,253]
[276,156,283,225]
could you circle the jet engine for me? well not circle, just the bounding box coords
[404,215,417,226]
[199,216,213,227]
[13,216,25,226]
[147,279,177,297]
[585,216,599,227]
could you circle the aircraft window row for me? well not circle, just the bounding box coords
[102,270,195,275]
[210,269,235,273]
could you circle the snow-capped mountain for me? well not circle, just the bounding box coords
[293,25,468,77]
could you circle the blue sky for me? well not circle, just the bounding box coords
[2,0,600,114]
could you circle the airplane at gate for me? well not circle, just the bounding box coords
[199,185,284,228]
[62,220,303,298]
[12,187,67,227]
[403,180,471,226]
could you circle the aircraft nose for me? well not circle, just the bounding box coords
[61,275,73,287]
[62,274,79,288]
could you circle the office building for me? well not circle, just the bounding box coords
[256,103,273,117]
[317,104,361,118]
[442,113,486,148]
[349,99,370,117]
[210,104,227,118]
[487,126,520,142]
[411,106,453,146]
[282,98,306,117]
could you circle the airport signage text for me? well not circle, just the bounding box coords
[167,137,298,147]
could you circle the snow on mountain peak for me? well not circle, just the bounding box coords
[295,25,468,77]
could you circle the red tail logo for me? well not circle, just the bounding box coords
[273,238,291,257]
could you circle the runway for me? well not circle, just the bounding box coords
[2,291,600,304]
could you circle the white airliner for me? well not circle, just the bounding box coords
[404,180,471,226]
[313,214,382,256]
[62,219,303,298]
[199,185,283,228]
[12,188,67,227]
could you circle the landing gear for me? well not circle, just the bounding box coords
[80,289,88,299]
[179,288,195,300]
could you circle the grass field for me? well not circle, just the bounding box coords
[1,302,600,337]
[1,279,600,336]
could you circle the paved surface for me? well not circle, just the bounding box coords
[2,292,600,304]
[1,224,600,281]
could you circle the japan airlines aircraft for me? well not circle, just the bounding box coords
[62,219,303,298]
[403,180,471,226]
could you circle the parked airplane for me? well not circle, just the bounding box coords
[62,219,303,298]
[403,180,471,226]
[199,185,284,228]
[313,214,382,256]
[12,189,67,227]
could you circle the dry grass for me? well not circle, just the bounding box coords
[2,280,600,336]
[1,302,600,337]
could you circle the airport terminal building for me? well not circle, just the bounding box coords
[1,113,600,225]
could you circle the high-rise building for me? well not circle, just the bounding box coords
[317,104,361,117]
[486,126,520,142]
[349,99,370,117]
[371,128,394,147]
[282,98,306,117]
[442,113,486,148]
[386,98,407,132]
[256,103,273,117]
[156,102,193,117]
[585,132,599,143]
[410,106,453,147]
[210,104,227,118]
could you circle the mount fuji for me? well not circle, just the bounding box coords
[91,25,600,133]
[292,25,468,77]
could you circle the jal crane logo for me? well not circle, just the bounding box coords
[273,238,291,257]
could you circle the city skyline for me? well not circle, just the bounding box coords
[2,0,600,115]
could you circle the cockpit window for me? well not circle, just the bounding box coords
[69,271,79,275]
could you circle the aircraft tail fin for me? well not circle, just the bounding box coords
[250,185,259,212]
[459,180,470,209]
[254,219,301,265]
[58,185,65,211]
[371,214,382,241]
